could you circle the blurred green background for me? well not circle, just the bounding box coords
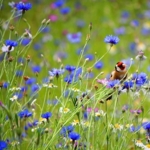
[1,0,149,73]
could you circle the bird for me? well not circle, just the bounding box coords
[106,61,127,100]
[110,61,127,81]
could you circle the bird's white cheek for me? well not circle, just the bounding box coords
[116,66,125,72]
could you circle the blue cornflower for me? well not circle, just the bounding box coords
[64,75,73,83]
[32,65,41,73]
[20,86,28,92]
[142,122,150,137]
[85,72,94,79]
[31,84,40,92]
[60,127,67,136]
[144,10,150,18]
[33,43,42,50]
[76,45,89,55]
[47,99,58,105]
[129,125,141,132]
[107,80,120,88]
[16,2,32,13]
[121,11,130,19]
[42,77,49,83]
[132,73,138,80]
[21,38,31,46]
[74,67,82,76]
[114,27,125,35]
[49,68,65,78]
[76,20,85,28]
[41,26,50,33]
[67,32,82,43]
[122,81,134,90]
[64,67,82,83]
[0,140,7,150]
[2,40,18,52]
[131,20,139,27]
[27,122,33,128]
[18,57,25,63]
[67,125,74,132]
[68,132,80,141]
[84,54,94,61]
[3,82,9,88]
[83,111,88,119]
[24,125,28,130]
[60,7,70,15]
[16,70,23,77]
[141,27,150,35]
[143,122,150,130]
[33,120,39,126]
[94,61,103,69]
[13,92,23,100]
[54,0,64,8]
[138,73,147,82]
[129,42,136,53]
[5,40,18,47]
[122,104,129,112]
[132,72,147,86]
[54,51,67,60]
[22,132,26,138]
[60,125,74,136]
[104,35,119,45]
[63,90,73,98]
[65,65,76,72]
[25,78,36,85]
[41,112,52,122]
[18,109,32,118]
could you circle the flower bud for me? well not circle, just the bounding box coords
[41,19,46,24]
[89,22,92,31]
[9,25,15,31]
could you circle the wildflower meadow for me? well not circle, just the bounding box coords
[1,0,150,150]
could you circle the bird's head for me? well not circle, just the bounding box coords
[115,61,126,72]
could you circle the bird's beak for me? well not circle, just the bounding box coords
[122,64,126,67]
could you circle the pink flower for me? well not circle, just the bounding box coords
[97,78,109,86]
[130,109,142,114]
[50,3,57,9]
[86,107,92,113]
[94,108,99,112]
[49,15,58,22]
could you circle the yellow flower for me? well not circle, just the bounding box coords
[72,119,79,126]
[39,118,47,124]
[81,121,90,127]
[146,144,150,148]
[114,124,120,129]
[114,123,123,131]
[69,87,80,92]
[9,87,21,91]
[59,107,70,113]
[95,110,106,117]
[63,108,70,113]
[135,140,144,148]
[43,83,57,88]
[125,124,133,128]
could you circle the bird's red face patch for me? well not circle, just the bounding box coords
[116,62,126,70]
